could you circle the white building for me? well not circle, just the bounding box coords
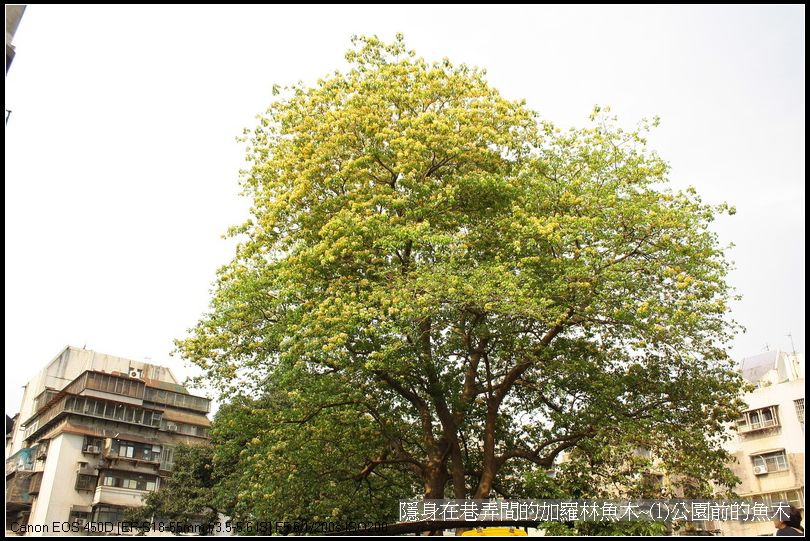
[5,346,211,535]
[718,350,805,536]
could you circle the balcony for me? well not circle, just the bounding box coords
[144,387,210,413]
[736,406,780,435]
[6,448,35,476]
[93,485,149,507]
[102,439,162,472]
[23,371,148,429]
[5,471,34,507]
[22,395,163,441]
[32,388,60,415]
[67,371,146,402]
[34,444,48,461]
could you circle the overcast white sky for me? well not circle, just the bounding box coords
[4,5,805,413]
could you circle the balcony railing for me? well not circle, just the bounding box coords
[23,395,163,441]
[93,485,150,507]
[5,472,34,505]
[24,371,148,427]
[66,371,146,401]
[103,439,162,469]
[5,448,34,476]
[736,406,780,434]
[144,387,210,413]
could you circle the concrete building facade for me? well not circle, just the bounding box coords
[718,350,805,536]
[5,4,26,74]
[5,346,211,535]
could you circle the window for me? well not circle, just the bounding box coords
[75,474,97,491]
[736,406,780,433]
[94,506,123,523]
[795,399,805,424]
[145,388,210,412]
[100,472,158,491]
[82,436,103,453]
[160,446,175,471]
[68,510,89,525]
[118,443,135,458]
[751,489,804,509]
[752,450,788,473]
[111,440,162,461]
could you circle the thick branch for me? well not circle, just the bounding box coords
[281,401,358,425]
[494,319,567,406]
[373,369,435,448]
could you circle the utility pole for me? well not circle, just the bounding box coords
[786,332,797,355]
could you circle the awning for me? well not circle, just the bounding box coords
[749,448,785,456]
[143,378,189,394]
[57,423,160,445]
[161,409,211,427]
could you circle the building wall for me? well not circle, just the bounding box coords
[718,353,805,536]
[6,346,209,536]
[28,433,93,530]
[9,346,180,454]
[5,4,26,73]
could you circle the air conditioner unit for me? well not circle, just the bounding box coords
[76,463,98,475]
[165,423,178,432]
[129,369,142,379]
[85,446,100,454]
[753,465,768,475]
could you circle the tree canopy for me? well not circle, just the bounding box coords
[177,34,744,522]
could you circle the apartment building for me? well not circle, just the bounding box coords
[718,350,805,536]
[6,346,211,534]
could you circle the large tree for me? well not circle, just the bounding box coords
[178,35,744,514]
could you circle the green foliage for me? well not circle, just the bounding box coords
[126,444,218,531]
[177,34,745,522]
[210,393,415,528]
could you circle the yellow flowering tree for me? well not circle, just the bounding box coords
[178,36,744,518]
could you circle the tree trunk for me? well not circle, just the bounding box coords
[449,440,466,499]
[423,458,448,499]
[473,401,498,499]
[422,460,448,536]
